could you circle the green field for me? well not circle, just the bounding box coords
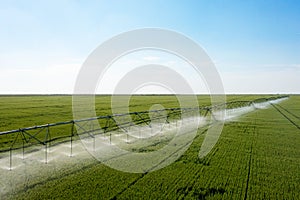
[0,95,273,151]
[0,95,299,199]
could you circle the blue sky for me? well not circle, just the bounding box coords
[0,0,299,94]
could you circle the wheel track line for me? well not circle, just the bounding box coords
[244,142,252,200]
[274,104,300,119]
[270,103,300,130]
[243,113,256,200]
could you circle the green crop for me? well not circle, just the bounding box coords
[0,95,298,199]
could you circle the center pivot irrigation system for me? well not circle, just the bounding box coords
[0,96,288,170]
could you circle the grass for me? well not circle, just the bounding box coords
[0,95,299,199]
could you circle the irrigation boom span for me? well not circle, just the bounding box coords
[0,95,288,151]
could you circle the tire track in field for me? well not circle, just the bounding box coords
[270,103,300,130]
[274,104,300,119]
[243,113,257,200]
[244,140,252,200]
[109,127,210,200]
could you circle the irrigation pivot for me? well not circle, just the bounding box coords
[0,95,289,171]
